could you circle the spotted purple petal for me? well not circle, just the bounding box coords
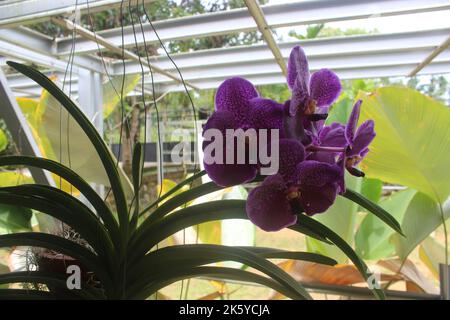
[248,98,284,133]
[288,46,311,116]
[278,139,305,183]
[215,77,259,127]
[345,100,362,144]
[203,161,258,187]
[202,111,258,187]
[296,160,342,187]
[299,184,339,215]
[309,69,342,109]
[287,46,310,90]
[319,122,346,147]
[307,123,346,164]
[246,174,297,232]
[295,160,342,215]
[348,120,375,157]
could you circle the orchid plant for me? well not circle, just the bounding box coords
[0,47,401,300]
[202,46,376,232]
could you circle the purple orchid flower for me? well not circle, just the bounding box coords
[246,139,341,231]
[246,159,342,232]
[202,46,376,232]
[202,77,284,187]
[287,46,342,117]
[342,100,376,177]
[202,110,258,187]
[283,46,341,145]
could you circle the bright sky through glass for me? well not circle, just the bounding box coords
[269,0,450,39]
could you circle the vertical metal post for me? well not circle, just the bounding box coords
[78,68,104,197]
[78,68,103,130]
[0,67,54,186]
[440,264,450,300]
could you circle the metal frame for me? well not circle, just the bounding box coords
[0,0,449,299]
[0,1,448,95]
[6,28,450,95]
[244,0,287,76]
[0,68,54,185]
[0,0,156,28]
[54,0,450,55]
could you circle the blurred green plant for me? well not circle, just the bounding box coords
[0,129,7,153]
[303,84,450,289]
[355,87,449,280]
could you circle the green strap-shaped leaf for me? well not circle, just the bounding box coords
[0,187,116,274]
[128,245,336,285]
[139,169,206,217]
[130,266,306,300]
[343,188,403,235]
[137,181,222,234]
[235,247,337,265]
[6,61,129,243]
[0,156,120,251]
[137,180,333,246]
[130,143,144,232]
[130,200,331,262]
[128,245,312,300]
[297,214,385,300]
[0,271,104,299]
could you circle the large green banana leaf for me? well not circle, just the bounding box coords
[102,74,140,118]
[391,191,450,260]
[355,188,416,260]
[357,87,450,204]
[357,87,450,261]
[0,129,7,153]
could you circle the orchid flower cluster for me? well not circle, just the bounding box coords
[202,46,376,232]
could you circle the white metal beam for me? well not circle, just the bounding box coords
[0,27,112,74]
[56,0,450,56]
[111,28,450,75]
[143,48,450,84]
[53,18,199,91]
[78,69,103,133]
[409,36,450,76]
[157,61,450,92]
[7,29,450,94]
[244,0,287,76]
[9,51,450,95]
[0,0,155,28]
[0,39,78,73]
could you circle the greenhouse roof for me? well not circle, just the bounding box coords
[0,0,449,97]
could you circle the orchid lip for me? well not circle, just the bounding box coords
[286,190,300,201]
[346,156,365,177]
[306,99,317,115]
